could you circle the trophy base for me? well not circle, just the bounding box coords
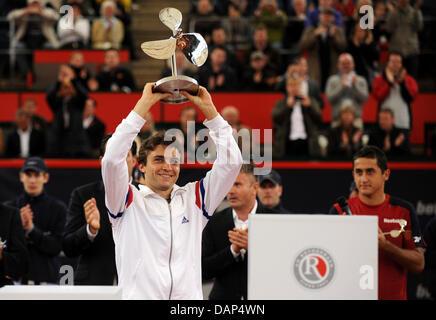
[153,75,199,104]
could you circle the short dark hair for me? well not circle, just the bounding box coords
[100,133,137,158]
[353,146,388,173]
[240,162,256,183]
[137,131,182,166]
[388,51,403,61]
[379,108,394,117]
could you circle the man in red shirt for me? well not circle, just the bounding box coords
[329,145,425,299]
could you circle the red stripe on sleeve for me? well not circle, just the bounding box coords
[195,181,201,210]
[126,185,134,209]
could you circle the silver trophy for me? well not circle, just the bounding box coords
[141,7,208,104]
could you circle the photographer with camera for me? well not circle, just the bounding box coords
[272,76,322,158]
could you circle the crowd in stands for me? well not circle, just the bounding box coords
[0,0,435,160]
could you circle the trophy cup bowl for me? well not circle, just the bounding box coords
[141,8,208,104]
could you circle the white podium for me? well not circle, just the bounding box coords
[247,215,378,300]
[0,285,122,300]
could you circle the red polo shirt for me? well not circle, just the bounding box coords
[330,194,425,300]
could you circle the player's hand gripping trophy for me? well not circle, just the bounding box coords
[141,8,208,104]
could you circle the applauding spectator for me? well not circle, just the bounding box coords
[368,108,411,157]
[46,64,91,157]
[299,7,347,91]
[57,2,90,49]
[91,0,124,49]
[372,52,418,134]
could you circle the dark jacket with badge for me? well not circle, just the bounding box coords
[62,181,117,285]
[202,201,277,300]
[0,204,28,287]
[4,191,66,284]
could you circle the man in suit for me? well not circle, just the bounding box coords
[62,135,137,285]
[5,109,46,158]
[202,163,276,300]
[0,203,28,287]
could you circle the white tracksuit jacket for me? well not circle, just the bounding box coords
[102,110,242,299]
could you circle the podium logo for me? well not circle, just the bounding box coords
[294,248,335,289]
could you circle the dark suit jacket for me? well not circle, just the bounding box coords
[202,201,277,300]
[0,204,28,287]
[62,181,116,285]
[85,116,106,150]
[5,127,46,158]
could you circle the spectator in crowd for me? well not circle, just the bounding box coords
[242,50,277,91]
[83,97,106,158]
[222,105,250,133]
[20,98,47,131]
[282,0,307,51]
[373,0,391,71]
[333,0,355,18]
[4,157,67,285]
[189,0,220,45]
[174,106,201,154]
[325,53,369,128]
[275,56,324,110]
[305,0,343,27]
[196,46,238,92]
[367,108,411,157]
[160,50,197,79]
[257,169,292,213]
[372,52,418,134]
[209,26,241,74]
[57,2,90,49]
[347,22,379,87]
[222,105,251,153]
[95,49,136,92]
[46,64,92,158]
[202,163,276,300]
[327,104,363,157]
[213,0,256,16]
[272,76,322,158]
[242,24,282,75]
[134,112,156,157]
[0,203,28,287]
[423,216,436,299]
[329,146,425,300]
[221,2,252,50]
[64,0,96,17]
[299,6,347,91]
[253,0,288,49]
[5,109,46,158]
[62,134,136,285]
[91,0,124,49]
[69,51,97,91]
[347,0,373,38]
[111,0,136,59]
[386,0,423,78]
[7,0,60,78]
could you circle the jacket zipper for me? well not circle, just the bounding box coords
[168,201,174,300]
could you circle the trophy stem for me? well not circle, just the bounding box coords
[171,53,178,77]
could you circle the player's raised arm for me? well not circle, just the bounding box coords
[102,84,171,219]
[181,87,243,222]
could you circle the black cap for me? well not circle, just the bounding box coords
[258,169,282,186]
[21,157,48,173]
